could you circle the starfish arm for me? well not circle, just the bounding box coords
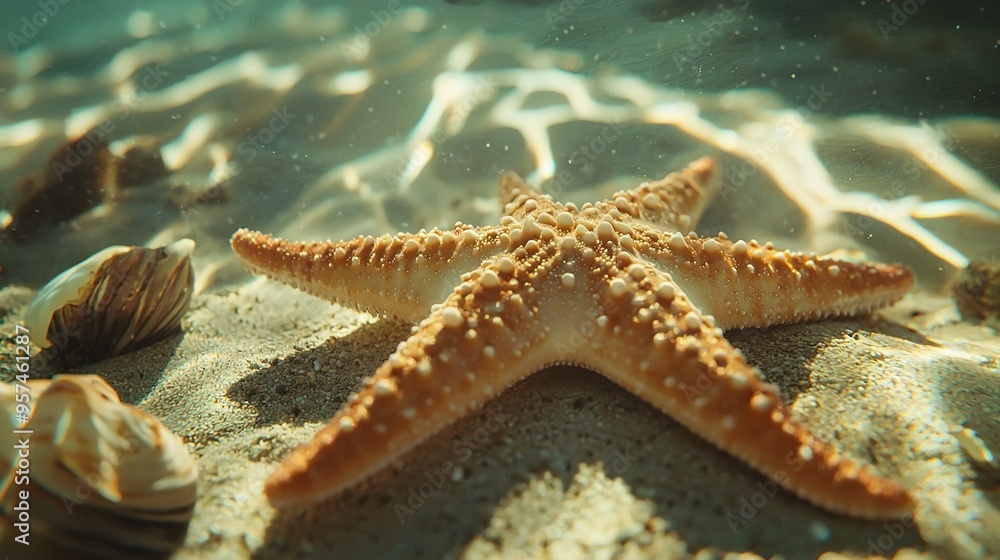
[231,227,510,323]
[264,260,549,507]
[571,261,914,520]
[640,234,914,329]
[592,157,718,232]
[498,171,569,220]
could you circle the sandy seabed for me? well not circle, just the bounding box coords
[1,1,999,558]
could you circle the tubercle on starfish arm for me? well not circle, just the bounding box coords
[231,157,917,520]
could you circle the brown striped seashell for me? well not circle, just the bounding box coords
[0,130,113,242]
[24,239,195,369]
[0,375,197,558]
[0,131,169,242]
[953,259,1000,323]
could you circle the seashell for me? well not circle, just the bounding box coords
[24,238,196,369]
[0,130,169,242]
[1,129,112,242]
[115,142,169,189]
[952,259,1000,323]
[0,375,197,558]
[950,425,996,466]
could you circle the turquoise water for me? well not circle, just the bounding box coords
[1,1,999,286]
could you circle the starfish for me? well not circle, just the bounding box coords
[230,157,915,519]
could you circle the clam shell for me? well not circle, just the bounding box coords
[24,239,195,368]
[953,259,1000,322]
[0,375,197,558]
[0,130,112,242]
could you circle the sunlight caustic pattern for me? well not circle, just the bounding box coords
[1,3,998,278]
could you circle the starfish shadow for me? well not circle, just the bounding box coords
[44,332,183,405]
[225,319,411,427]
[725,316,936,403]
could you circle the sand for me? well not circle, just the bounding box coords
[1,273,998,559]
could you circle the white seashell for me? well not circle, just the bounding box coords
[951,425,996,465]
[24,238,195,368]
[23,245,132,342]
[0,375,197,558]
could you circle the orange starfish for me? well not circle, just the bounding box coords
[231,158,914,519]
